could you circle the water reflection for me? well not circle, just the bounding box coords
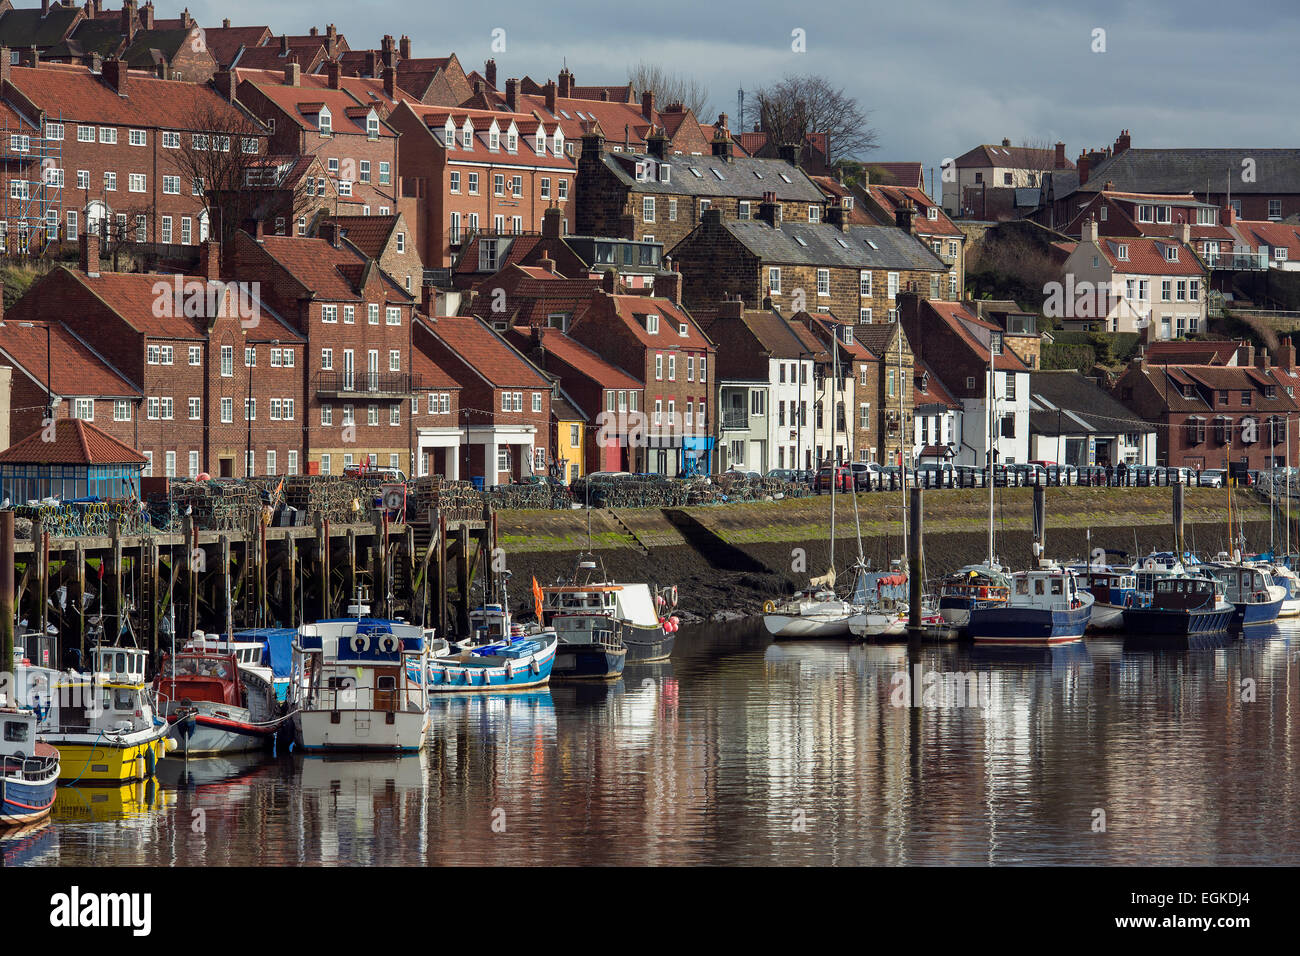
[16,618,1300,866]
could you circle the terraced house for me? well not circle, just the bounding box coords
[0,56,268,254]
[387,100,575,269]
[575,120,827,252]
[671,206,947,322]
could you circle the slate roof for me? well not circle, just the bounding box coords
[600,151,824,202]
[1079,149,1300,196]
[0,418,146,466]
[0,6,82,48]
[955,144,1071,170]
[724,220,947,271]
[1028,370,1155,435]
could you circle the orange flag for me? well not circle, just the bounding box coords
[532,575,545,622]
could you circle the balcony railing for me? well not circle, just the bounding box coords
[1205,252,1269,271]
[315,372,423,398]
[721,411,749,431]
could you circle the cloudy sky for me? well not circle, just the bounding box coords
[193,0,1300,185]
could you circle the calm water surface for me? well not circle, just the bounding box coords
[8,618,1300,866]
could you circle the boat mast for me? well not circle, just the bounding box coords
[1288,414,1293,560]
[830,329,838,578]
[988,331,1000,566]
[899,327,908,572]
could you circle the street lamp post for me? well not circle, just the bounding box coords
[12,321,53,420]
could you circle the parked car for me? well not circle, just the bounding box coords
[954,464,986,487]
[1161,466,1195,485]
[848,461,881,489]
[1124,465,1155,486]
[1009,463,1047,485]
[916,462,956,486]
[1199,469,1226,488]
[1044,464,1078,486]
[880,465,917,487]
[815,463,853,492]
[766,468,798,482]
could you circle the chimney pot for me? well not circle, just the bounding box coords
[400,35,412,60]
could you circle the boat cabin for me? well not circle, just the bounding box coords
[1084,569,1137,604]
[1208,566,1276,604]
[1010,568,1085,608]
[92,647,148,684]
[157,651,243,708]
[1150,577,1218,611]
[295,619,426,717]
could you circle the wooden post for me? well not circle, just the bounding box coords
[0,512,14,673]
[74,540,86,661]
[221,534,232,639]
[456,523,471,639]
[184,516,196,640]
[347,528,357,605]
[148,538,161,657]
[908,487,923,633]
[111,519,123,645]
[287,534,297,629]
[36,517,47,641]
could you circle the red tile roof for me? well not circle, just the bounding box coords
[867,185,962,237]
[926,301,1028,372]
[416,315,550,389]
[75,273,208,339]
[256,234,409,302]
[6,62,251,129]
[0,321,139,397]
[1094,237,1204,276]
[320,214,400,259]
[508,325,643,390]
[242,79,393,136]
[0,418,146,466]
[1145,340,1242,366]
[867,162,924,189]
[1232,220,1300,259]
[603,294,713,350]
[201,25,272,66]
[394,102,575,171]
[914,359,961,409]
[410,344,461,391]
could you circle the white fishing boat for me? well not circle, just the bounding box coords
[292,592,431,752]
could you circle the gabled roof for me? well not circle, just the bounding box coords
[416,315,550,389]
[722,220,947,272]
[0,320,139,397]
[796,311,874,362]
[0,418,146,466]
[602,294,712,350]
[200,25,272,66]
[914,359,960,410]
[924,300,1028,372]
[1231,220,1300,259]
[0,5,82,49]
[695,307,824,361]
[255,234,411,303]
[1092,236,1204,276]
[955,143,1070,170]
[506,325,643,392]
[242,79,393,136]
[1028,370,1155,435]
[1145,340,1241,366]
[1080,148,1300,196]
[319,214,401,260]
[866,185,962,237]
[866,162,924,189]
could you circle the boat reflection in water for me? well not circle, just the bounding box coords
[1,819,57,866]
[53,777,170,825]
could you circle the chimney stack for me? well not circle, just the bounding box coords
[203,240,221,281]
[558,67,573,98]
[79,231,101,277]
[601,269,618,294]
[1238,341,1255,367]
[659,263,682,306]
[778,142,800,167]
[505,77,519,113]
[223,17,230,27]
[364,51,378,76]
[544,79,556,114]
[894,200,914,233]
[326,59,341,89]
[646,126,666,160]
[1054,142,1066,169]
[280,34,289,55]
[1114,129,1131,156]
[326,24,338,56]
[212,68,234,101]
[538,250,556,274]
[542,206,562,239]
[284,60,300,87]
[1257,348,1270,371]
[1001,137,1011,147]
[140,1,153,30]
[825,203,849,232]
[1180,222,1191,245]
[484,58,497,90]
[756,192,781,228]
[120,0,137,39]
[1223,204,1236,226]
[1278,338,1296,372]
[399,35,411,60]
[320,221,340,248]
[719,296,744,320]
[382,66,396,100]
[103,57,127,95]
[711,113,733,162]
[1077,150,1090,186]
[641,90,654,122]
[1084,216,1099,243]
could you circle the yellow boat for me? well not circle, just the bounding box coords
[21,647,175,786]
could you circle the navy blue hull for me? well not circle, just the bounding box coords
[1122,605,1234,637]
[1232,597,1283,629]
[552,643,627,679]
[968,603,1091,645]
[1,776,57,827]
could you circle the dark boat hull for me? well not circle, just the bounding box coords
[552,643,627,679]
[623,623,674,662]
[1231,597,1284,629]
[967,603,1091,645]
[1122,605,1235,637]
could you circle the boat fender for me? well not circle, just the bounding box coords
[530,659,540,675]
[670,586,679,607]
[670,615,680,627]
[1124,592,1135,608]
[350,635,371,653]
[482,669,491,684]
[763,600,776,614]
[505,660,514,679]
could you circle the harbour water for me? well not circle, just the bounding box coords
[8,617,1300,866]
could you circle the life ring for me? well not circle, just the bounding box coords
[1124,592,1135,608]
[350,635,370,653]
[763,600,776,614]
[377,635,399,653]
[670,586,679,606]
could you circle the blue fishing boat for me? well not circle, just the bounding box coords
[1121,575,1233,637]
[1203,564,1286,628]
[0,701,60,829]
[937,564,1011,628]
[1075,565,1138,630]
[966,565,1094,646]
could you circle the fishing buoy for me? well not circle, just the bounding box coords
[134,754,145,780]
[505,661,514,679]
[763,600,776,614]
[670,616,680,627]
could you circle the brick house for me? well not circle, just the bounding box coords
[408,342,461,479]
[912,359,962,467]
[671,206,948,322]
[316,212,423,295]
[943,138,1072,219]
[1112,342,1300,470]
[503,323,645,474]
[226,225,419,477]
[462,257,601,331]
[0,57,269,254]
[898,294,1031,467]
[412,314,552,485]
[386,100,576,269]
[234,61,399,215]
[862,185,966,299]
[5,235,304,478]
[0,307,140,448]
[566,287,716,475]
[853,320,915,465]
[575,124,828,252]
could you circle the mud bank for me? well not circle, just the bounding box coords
[491,488,1275,621]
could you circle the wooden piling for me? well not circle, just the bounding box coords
[908,487,923,633]
[1,512,14,671]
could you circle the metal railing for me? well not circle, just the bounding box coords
[314,372,423,397]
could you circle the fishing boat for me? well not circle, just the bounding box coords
[155,642,287,756]
[1120,575,1234,637]
[937,565,1012,627]
[1202,563,1286,629]
[0,699,59,829]
[541,557,632,678]
[847,569,910,639]
[1076,565,1139,630]
[215,628,299,703]
[21,646,171,784]
[292,592,431,751]
[544,565,676,662]
[966,565,1094,646]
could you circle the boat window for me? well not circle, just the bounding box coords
[3,720,29,742]
[115,652,127,673]
[1034,579,1045,595]
[377,676,396,690]
[115,689,135,711]
[1016,579,1030,595]
[1050,580,1063,595]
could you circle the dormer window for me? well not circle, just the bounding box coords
[366,113,380,138]
[1117,243,1129,261]
[645,314,660,334]
[926,206,938,220]
[318,107,332,135]
[489,125,500,150]
[659,164,671,183]
[679,322,688,337]
[552,131,563,156]
[839,326,853,345]
[444,120,457,146]
[536,131,545,152]
[1183,384,1195,398]
[507,130,518,152]
[1165,246,1179,262]
[462,122,474,149]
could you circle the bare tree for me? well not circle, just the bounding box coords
[742,74,877,162]
[627,61,712,119]
[1017,138,1056,189]
[169,102,318,246]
